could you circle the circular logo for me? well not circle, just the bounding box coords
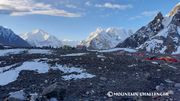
[107,91,114,97]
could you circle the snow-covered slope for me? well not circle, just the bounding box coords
[116,2,180,54]
[61,39,79,47]
[19,29,63,48]
[78,27,136,50]
[0,26,31,47]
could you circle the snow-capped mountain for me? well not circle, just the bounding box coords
[116,2,180,54]
[78,27,137,50]
[0,26,31,47]
[61,39,79,47]
[19,29,63,48]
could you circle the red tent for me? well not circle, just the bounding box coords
[117,52,122,55]
[139,54,145,56]
[153,58,158,60]
[160,58,166,61]
[168,59,172,61]
[133,54,137,56]
[172,59,178,62]
[145,57,150,60]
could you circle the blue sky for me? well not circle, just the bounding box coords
[0,0,179,41]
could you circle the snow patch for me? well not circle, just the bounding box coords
[159,46,167,53]
[97,55,106,58]
[167,65,177,69]
[165,79,174,83]
[28,49,52,54]
[0,59,95,85]
[9,90,26,100]
[172,46,180,54]
[61,53,88,56]
[0,49,27,56]
[128,64,138,67]
[98,48,137,53]
[151,62,158,64]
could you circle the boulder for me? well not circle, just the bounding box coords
[100,77,107,81]
[42,82,67,99]
[7,90,27,101]
[156,85,165,91]
[175,83,180,88]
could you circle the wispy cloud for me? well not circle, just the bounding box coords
[85,1,91,6]
[141,11,158,16]
[0,0,83,17]
[95,3,133,10]
[100,14,110,17]
[66,5,76,8]
[128,16,142,20]
[128,17,135,20]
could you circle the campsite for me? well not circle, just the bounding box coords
[0,47,180,101]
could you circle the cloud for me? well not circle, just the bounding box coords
[128,16,142,20]
[128,17,135,20]
[141,11,158,16]
[136,16,142,18]
[95,3,133,10]
[85,1,91,6]
[0,0,83,17]
[66,5,76,8]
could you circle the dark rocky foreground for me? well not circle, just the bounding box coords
[0,48,180,101]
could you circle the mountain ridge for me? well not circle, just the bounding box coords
[78,27,137,50]
[19,29,63,48]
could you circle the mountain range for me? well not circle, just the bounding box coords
[78,27,137,49]
[19,29,63,48]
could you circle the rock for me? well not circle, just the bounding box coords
[86,91,90,95]
[101,59,105,62]
[98,67,102,69]
[0,93,10,99]
[100,77,107,81]
[49,98,58,101]
[168,90,174,95]
[42,82,67,99]
[156,85,165,91]
[54,58,60,61]
[7,90,27,101]
[144,72,151,80]
[30,94,38,101]
[134,96,143,101]
[105,98,113,101]
[175,83,180,88]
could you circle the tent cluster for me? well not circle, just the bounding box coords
[145,56,179,62]
[62,45,87,50]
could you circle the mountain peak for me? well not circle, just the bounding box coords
[165,2,180,17]
[32,29,44,34]
[20,29,62,47]
[96,27,104,32]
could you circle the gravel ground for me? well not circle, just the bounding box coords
[0,48,180,101]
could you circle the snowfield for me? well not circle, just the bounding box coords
[0,59,95,85]
[61,53,89,56]
[0,49,53,56]
[27,49,52,54]
[0,49,27,56]
[98,48,137,53]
